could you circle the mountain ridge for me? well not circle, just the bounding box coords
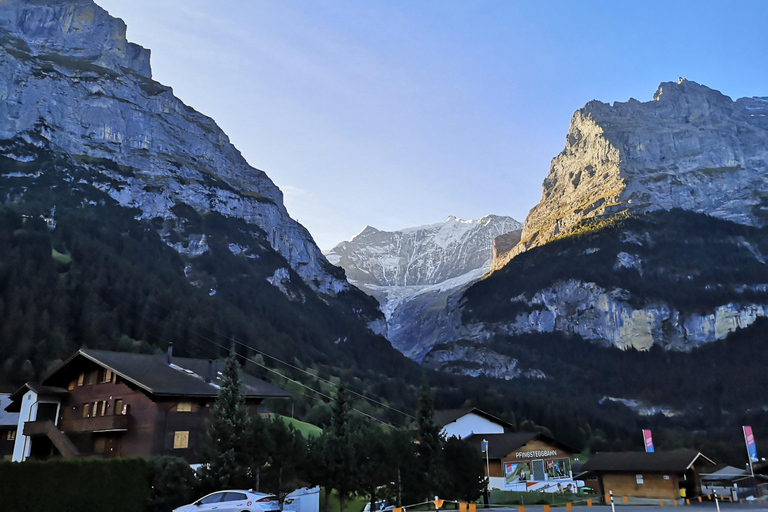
[496,78,768,268]
[428,80,768,386]
[326,214,521,360]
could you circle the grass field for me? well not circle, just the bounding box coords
[270,413,323,438]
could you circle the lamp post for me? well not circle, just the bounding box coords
[482,439,491,506]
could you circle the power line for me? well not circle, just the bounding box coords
[111,294,409,427]
[127,292,415,420]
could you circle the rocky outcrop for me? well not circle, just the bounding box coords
[0,0,347,296]
[434,81,768,380]
[457,279,768,352]
[422,343,546,380]
[326,215,522,360]
[496,79,768,267]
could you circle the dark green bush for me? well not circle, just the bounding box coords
[0,458,148,512]
[146,456,199,512]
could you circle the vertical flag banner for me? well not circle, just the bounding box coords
[642,429,655,452]
[744,426,758,462]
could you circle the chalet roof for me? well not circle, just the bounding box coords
[700,466,749,483]
[0,394,19,427]
[6,384,70,411]
[435,407,514,431]
[70,349,290,399]
[581,450,716,473]
[465,431,578,459]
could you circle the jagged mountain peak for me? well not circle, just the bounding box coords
[326,214,522,360]
[0,0,151,78]
[0,0,364,301]
[496,79,768,267]
[329,214,522,288]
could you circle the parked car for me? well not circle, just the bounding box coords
[363,501,393,512]
[173,490,281,512]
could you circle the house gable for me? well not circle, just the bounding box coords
[7,348,289,463]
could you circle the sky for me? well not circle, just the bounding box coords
[96,0,768,251]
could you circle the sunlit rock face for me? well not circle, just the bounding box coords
[496,79,768,268]
[428,81,768,379]
[326,215,522,360]
[0,0,347,296]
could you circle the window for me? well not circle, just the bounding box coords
[223,492,247,502]
[173,431,189,449]
[546,458,571,480]
[199,493,224,505]
[86,371,96,385]
[68,380,75,391]
[636,474,644,485]
[100,368,113,383]
[77,372,85,386]
[82,403,90,418]
[6,429,16,441]
[177,401,193,412]
[98,400,107,416]
[114,399,123,415]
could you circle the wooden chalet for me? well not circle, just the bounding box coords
[580,450,716,500]
[4,347,289,463]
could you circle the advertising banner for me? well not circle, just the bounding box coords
[504,462,530,486]
[744,426,759,462]
[642,430,655,453]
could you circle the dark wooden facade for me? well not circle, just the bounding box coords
[6,348,288,463]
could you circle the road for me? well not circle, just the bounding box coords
[481,502,768,512]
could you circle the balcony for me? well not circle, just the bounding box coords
[63,414,131,433]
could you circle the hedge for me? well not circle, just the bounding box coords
[0,458,149,512]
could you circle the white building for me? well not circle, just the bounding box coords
[435,407,513,439]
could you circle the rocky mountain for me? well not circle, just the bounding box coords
[424,81,768,395]
[496,78,768,268]
[0,0,405,392]
[0,0,350,297]
[326,215,521,360]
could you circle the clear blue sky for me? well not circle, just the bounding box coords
[97,0,768,250]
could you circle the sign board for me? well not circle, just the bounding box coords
[744,426,758,462]
[642,430,655,453]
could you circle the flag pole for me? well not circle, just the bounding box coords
[743,426,756,479]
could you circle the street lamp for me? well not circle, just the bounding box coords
[482,439,491,506]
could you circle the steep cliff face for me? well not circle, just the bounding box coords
[326,215,521,360]
[427,81,768,381]
[496,79,768,268]
[427,210,768,378]
[0,0,347,297]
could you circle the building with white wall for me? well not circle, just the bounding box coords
[435,407,513,440]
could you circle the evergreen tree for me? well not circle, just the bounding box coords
[199,350,252,492]
[248,413,272,492]
[262,417,307,501]
[410,377,444,503]
[326,384,357,512]
[440,436,485,502]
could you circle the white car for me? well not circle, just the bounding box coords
[173,490,281,512]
